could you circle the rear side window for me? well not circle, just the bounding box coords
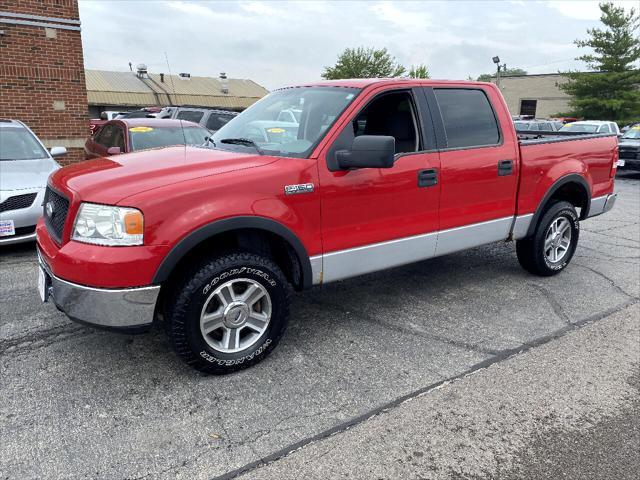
[434,89,500,148]
[176,110,204,123]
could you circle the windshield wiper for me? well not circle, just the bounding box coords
[219,138,264,155]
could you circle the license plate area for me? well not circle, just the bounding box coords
[0,220,15,237]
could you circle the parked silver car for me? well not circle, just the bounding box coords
[0,120,65,245]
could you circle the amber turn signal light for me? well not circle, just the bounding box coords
[124,211,144,235]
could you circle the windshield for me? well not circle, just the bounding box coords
[622,127,640,139]
[211,87,359,158]
[560,123,598,133]
[0,126,48,161]
[129,125,209,151]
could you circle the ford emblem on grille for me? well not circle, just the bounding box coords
[45,201,54,217]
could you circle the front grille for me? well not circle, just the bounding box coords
[43,187,69,244]
[0,193,37,213]
[619,148,639,159]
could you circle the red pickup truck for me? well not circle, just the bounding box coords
[36,79,618,374]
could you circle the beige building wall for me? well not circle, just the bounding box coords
[492,74,572,118]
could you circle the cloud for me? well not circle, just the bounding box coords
[78,0,611,89]
[547,0,637,20]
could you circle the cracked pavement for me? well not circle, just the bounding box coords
[1,172,638,479]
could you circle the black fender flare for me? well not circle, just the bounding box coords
[526,174,591,237]
[153,216,313,289]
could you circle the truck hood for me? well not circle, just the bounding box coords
[619,139,640,149]
[0,157,59,191]
[51,146,277,205]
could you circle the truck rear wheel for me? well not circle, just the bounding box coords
[166,252,292,374]
[516,201,580,276]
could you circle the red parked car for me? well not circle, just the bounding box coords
[84,118,210,159]
[38,79,618,374]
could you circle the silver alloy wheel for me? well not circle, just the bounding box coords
[544,217,572,263]
[200,278,272,354]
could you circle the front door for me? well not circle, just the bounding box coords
[317,86,441,283]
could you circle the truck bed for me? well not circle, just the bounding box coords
[516,132,618,218]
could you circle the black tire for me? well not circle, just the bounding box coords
[516,201,580,276]
[166,252,292,374]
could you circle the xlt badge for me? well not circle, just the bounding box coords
[284,183,314,195]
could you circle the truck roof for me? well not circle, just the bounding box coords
[287,78,494,89]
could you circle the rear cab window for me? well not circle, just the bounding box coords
[433,88,501,149]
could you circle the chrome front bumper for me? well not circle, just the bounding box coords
[38,252,160,331]
[587,193,617,218]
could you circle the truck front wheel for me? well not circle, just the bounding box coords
[166,252,292,374]
[516,201,580,276]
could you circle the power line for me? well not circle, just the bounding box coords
[523,58,577,69]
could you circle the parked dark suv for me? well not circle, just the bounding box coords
[157,106,239,132]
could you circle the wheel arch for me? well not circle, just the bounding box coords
[152,216,313,291]
[526,174,591,237]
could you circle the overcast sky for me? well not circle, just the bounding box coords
[78,0,639,90]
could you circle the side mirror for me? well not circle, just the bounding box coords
[336,135,395,170]
[107,146,122,155]
[50,146,67,158]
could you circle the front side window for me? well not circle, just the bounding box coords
[435,89,500,148]
[599,124,610,133]
[96,125,117,147]
[0,126,48,160]
[352,91,420,154]
[211,87,359,158]
[129,126,209,151]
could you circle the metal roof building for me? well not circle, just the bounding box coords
[85,69,269,115]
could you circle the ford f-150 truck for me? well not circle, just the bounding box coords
[36,79,619,374]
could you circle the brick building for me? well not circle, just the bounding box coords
[0,0,88,164]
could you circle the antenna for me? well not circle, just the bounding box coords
[164,52,187,155]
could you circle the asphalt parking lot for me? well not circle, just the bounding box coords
[1,172,639,480]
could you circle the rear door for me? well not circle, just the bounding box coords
[424,86,519,256]
[317,85,441,283]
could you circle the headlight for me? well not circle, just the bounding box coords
[72,203,144,246]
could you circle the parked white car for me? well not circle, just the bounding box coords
[559,121,620,136]
[0,120,65,245]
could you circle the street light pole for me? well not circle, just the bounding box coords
[492,56,507,88]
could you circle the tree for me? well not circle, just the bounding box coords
[408,64,430,79]
[476,68,527,82]
[559,2,640,124]
[322,47,406,79]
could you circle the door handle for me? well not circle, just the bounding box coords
[498,159,513,176]
[418,169,438,187]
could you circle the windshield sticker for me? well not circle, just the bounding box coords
[130,126,154,132]
[267,128,286,133]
